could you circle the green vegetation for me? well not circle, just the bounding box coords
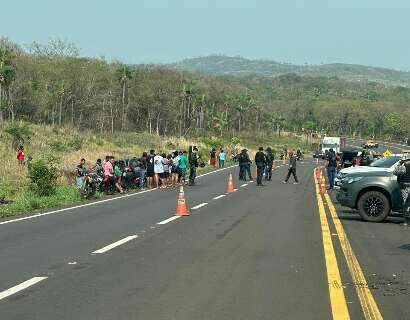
[4,36,410,217]
[0,123,302,218]
[174,55,410,87]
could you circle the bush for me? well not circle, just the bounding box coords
[28,158,59,196]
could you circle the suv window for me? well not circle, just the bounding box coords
[370,156,400,168]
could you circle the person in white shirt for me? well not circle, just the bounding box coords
[154,153,164,188]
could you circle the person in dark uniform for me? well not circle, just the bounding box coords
[265,147,274,181]
[238,149,252,181]
[188,146,199,186]
[282,151,299,184]
[393,155,410,226]
[255,147,267,186]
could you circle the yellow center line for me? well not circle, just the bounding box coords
[324,193,383,320]
[313,173,350,320]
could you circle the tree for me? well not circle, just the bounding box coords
[0,46,16,123]
[115,64,133,131]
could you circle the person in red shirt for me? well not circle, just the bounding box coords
[17,145,25,165]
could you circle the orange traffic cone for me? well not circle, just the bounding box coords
[272,161,276,171]
[227,173,235,193]
[320,177,327,194]
[176,186,189,216]
[315,167,321,180]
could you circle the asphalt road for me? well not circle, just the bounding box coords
[0,150,408,319]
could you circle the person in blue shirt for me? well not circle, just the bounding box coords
[219,149,226,168]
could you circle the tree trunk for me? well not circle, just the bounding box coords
[0,83,3,123]
[58,96,63,126]
[121,81,126,131]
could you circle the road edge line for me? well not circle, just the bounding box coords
[324,193,383,320]
[314,173,350,320]
[0,165,237,226]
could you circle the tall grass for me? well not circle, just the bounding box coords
[0,123,303,218]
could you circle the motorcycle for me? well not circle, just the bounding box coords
[80,173,102,199]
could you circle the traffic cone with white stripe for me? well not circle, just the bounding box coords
[176,186,189,216]
[227,173,235,193]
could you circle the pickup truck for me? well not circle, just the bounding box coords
[336,156,403,222]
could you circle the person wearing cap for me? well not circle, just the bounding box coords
[393,154,410,226]
[255,147,267,186]
[282,150,299,184]
[188,146,199,186]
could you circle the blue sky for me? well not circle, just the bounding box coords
[3,0,409,70]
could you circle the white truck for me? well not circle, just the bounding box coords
[320,136,341,157]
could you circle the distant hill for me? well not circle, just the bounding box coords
[173,55,410,87]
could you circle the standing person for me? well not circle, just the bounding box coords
[327,148,338,190]
[161,153,170,187]
[76,158,87,189]
[188,146,199,186]
[139,152,148,190]
[393,155,410,226]
[245,150,253,181]
[219,149,226,168]
[154,152,164,188]
[171,151,180,186]
[210,148,216,167]
[179,151,188,185]
[146,150,155,189]
[255,147,267,186]
[282,151,299,184]
[17,145,25,165]
[104,156,123,193]
[265,147,274,181]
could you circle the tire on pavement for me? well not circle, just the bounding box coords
[357,190,390,222]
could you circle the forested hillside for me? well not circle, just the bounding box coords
[1,38,410,140]
[174,55,410,87]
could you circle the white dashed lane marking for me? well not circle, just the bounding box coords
[92,235,138,254]
[213,195,226,200]
[191,203,208,210]
[0,277,48,300]
[157,216,181,225]
[240,184,248,187]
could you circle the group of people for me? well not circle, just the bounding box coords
[76,146,204,194]
[235,147,277,186]
[209,148,226,168]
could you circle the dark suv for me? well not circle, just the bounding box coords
[336,168,403,222]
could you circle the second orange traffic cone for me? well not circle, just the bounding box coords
[176,186,189,216]
[227,173,235,193]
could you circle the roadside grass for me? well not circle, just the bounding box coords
[0,186,83,218]
[0,123,302,218]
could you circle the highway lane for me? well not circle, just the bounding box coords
[346,138,404,154]
[0,158,408,319]
[0,162,336,320]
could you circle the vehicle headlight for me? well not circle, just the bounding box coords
[347,177,363,184]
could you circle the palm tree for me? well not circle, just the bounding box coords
[0,47,16,123]
[115,65,132,131]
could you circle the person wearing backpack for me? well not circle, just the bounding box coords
[327,148,338,190]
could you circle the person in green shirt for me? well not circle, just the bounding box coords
[178,151,188,184]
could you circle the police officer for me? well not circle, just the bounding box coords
[265,147,274,181]
[188,146,199,186]
[282,151,299,184]
[393,154,410,226]
[238,149,252,181]
[255,147,267,186]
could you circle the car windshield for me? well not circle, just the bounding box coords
[369,156,400,168]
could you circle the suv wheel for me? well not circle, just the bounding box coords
[357,191,390,222]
